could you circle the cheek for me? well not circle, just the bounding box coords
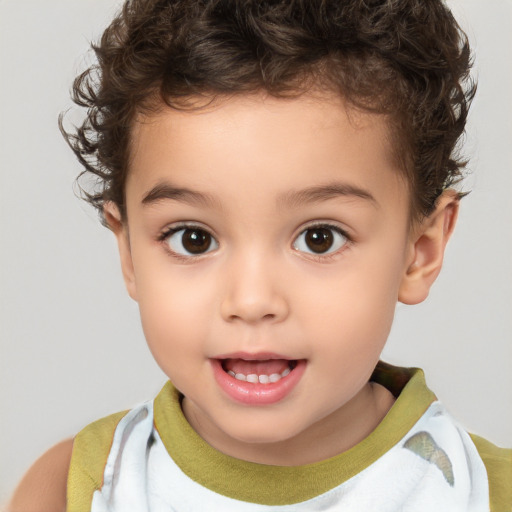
[134,245,215,317]
[299,252,404,357]
[137,294,208,381]
[133,264,217,368]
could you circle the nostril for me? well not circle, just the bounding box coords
[220,279,289,324]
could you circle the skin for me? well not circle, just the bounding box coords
[107,91,458,464]
[7,91,458,509]
[7,438,72,511]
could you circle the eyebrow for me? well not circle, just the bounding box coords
[278,182,377,209]
[142,183,219,209]
[141,180,377,210]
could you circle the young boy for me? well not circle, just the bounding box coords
[8,0,511,510]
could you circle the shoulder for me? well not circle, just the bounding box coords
[470,433,512,512]
[7,438,74,512]
[67,409,130,509]
[7,410,131,512]
[71,408,129,469]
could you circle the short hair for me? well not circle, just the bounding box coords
[61,0,476,224]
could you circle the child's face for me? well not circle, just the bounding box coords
[116,92,416,463]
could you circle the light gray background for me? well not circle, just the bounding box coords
[1,0,511,504]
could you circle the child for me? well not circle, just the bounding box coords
[7,0,511,510]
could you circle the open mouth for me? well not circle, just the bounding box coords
[212,356,306,404]
[221,358,298,384]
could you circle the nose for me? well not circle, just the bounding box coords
[220,251,289,324]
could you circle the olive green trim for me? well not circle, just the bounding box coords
[66,410,128,512]
[154,363,436,505]
[470,433,512,512]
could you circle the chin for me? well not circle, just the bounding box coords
[220,416,307,447]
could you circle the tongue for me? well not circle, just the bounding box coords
[223,358,291,376]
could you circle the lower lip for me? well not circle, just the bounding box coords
[211,359,307,405]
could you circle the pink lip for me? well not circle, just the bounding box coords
[214,351,294,361]
[210,356,307,406]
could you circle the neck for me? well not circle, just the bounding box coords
[184,381,395,466]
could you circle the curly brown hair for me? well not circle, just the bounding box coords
[61,0,475,224]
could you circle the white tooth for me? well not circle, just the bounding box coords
[281,367,291,377]
[246,374,259,383]
[235,373,247,381]
[258,374,270,384]
[269,373,281,383]
[227,370,236,377]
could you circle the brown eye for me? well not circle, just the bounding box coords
[305,228,333,253]
[182,229,212,253]
[293,225,348,255]
[165,227,218,256]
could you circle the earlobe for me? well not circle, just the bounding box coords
[398,191,459,305]
[103,202,138,301]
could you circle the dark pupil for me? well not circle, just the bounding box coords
[182,229,211,254]
[305,228,333,253]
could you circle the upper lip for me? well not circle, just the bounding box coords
[213,351,296,361]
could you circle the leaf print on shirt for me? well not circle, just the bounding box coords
[404,431,454,486]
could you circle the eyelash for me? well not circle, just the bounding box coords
[157,222,352,262]
[157,223,217,263]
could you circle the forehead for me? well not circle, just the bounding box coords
[131,91,391,156]
[126,92,408,214]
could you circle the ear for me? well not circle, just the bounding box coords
[398,191,459,305]
[103,202,138,301]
